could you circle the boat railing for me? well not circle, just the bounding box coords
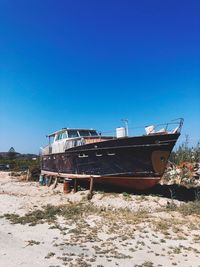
[153,118,184,134]
[100,118,184,137]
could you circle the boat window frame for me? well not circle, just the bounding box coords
[54,131,68,141]
[67,130,79,138]
[55,133,63,141]
[89,130,98,136]
[78,130,98,137]
[78,130,91,137]
[62,131,68,139]
[54,129,98,141]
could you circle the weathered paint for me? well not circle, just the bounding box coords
[41,133,180,190]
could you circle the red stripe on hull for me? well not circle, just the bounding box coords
[95,177,161,190]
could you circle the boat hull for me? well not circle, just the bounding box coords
[93,177,161,190]
[41,133,180,190]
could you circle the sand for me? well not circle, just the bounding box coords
[0,171,200,267]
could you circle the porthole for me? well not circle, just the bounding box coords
[160,156,165,162]
[107,152,115,156]
[78,153,88,158]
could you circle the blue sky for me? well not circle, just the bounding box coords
[0,0,199,153]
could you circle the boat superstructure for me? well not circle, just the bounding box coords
[41,119,183,190]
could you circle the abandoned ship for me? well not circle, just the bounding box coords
[40,119,183,190]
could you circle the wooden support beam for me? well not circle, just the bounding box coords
[74,178,78,193]
[41,170,100,179]
[52,177,58,189]
[26,169,30,181]
[89,177,94,194]
[88,177,94,200]
[47,176,53,187]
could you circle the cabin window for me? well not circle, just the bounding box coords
[55,133,63,141]
[68,130,79,138]
[79,130,90,137]
[62,132,67,139]
[89,130,98,136]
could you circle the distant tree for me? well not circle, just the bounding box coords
[8,147,17,160]
[8,147,16,153]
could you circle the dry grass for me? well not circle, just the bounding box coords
[135,261,154,267]
[164,201,200,216]
[3,201,200,238]
[2,195,200,266]
[177,201,200,216]
[25,240,40,246]
[3,201,150,227]
[4,205,61,226]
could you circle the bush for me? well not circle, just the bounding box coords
[0,158,40,171]
[170,137,200,165]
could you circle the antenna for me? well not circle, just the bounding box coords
[121,118,129,136]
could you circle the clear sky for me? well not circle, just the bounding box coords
[0,0,199,154]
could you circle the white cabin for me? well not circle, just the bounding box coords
[41,128,112,155]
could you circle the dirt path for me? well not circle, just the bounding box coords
[0,172,200,267]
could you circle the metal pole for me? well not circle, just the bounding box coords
[121,119,129,136]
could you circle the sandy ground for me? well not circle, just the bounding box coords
[0,172,200,267]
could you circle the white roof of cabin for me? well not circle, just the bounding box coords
[47,128,97,137]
